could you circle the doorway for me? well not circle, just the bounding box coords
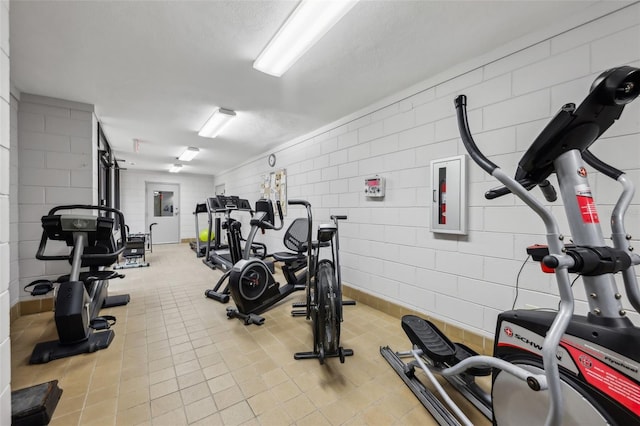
[146,182,180,244]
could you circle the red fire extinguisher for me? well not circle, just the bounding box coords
[439,179,447,224]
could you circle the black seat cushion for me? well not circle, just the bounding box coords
[272,251,306,263]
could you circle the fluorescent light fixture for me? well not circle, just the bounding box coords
[253,0,359,77]
[178,147,200,161]
[198,108,236,138]
[169,164,182,173]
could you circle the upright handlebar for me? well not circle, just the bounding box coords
[455,96,558,202]
[454,95,499,175]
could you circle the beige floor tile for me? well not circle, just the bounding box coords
[247,389,278,416]
[219,401,255,425]
[296,409,332,426]
[80,397,118,423]
[177,369,205,389]
[180,382,211,405]
[149,366,176,385]
[115,403,151,426]
[270,380,301,403]
[255,407,292,426]
[151,407,187,426]
[213,384,245,411]
[281,393,315,421]
[150,391,183,418]
[149,377,179,400]
[207,372,236,394]
[51,410,81,426]
[185,396,217,424]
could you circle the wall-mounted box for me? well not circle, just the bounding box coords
[364,176,385,198]
[430,155,467,235]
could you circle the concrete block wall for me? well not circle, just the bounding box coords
[17,94,95,302]
[119,170,214,240]
[214,4,640,337]
[0,0,10,422]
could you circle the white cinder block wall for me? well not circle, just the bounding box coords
[17,94,96,301]
[119,170,214,239]
[0,0,10,422]
[214,4,640,337]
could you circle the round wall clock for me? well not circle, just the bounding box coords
[268,153,276,167]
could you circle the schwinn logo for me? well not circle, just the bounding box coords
[504,327,543,350]
[579,355,593,369]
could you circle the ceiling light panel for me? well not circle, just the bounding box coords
[253,0,359,77]
[169,164,183,173]
[198,108,236,138]
[178,147,200,161]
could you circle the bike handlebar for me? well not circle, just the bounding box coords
[288,199,310,207]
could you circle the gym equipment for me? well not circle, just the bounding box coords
[190,201,222,258]
[280,200,353,363]
[202,196,266,271]
[114,222,156,269]
[29,204,130,364]
[381,66,640,425]
[225,199,326,325]
[11,380,62,426]
[204,198,275,303]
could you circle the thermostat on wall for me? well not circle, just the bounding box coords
[364,175,385,198]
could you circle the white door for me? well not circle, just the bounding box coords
[146,182,180,244]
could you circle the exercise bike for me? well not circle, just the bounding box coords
[287,200,353,364]
[28,205,130,364]
[226,199,312,325]
[381,65,640,425]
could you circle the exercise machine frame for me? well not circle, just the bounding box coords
[29,204,130,364]
[382,65,640,425]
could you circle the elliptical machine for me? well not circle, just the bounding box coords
[381,65,640,425]
[205,198,275,303]
[29,205,130,364]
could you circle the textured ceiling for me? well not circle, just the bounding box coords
[10,1,616,176]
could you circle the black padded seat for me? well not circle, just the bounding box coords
[272,251,306,263]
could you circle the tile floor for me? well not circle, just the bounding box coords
[10,243,490,425]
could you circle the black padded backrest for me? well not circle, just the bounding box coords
[255,199,274,226]
[283,218,309,253]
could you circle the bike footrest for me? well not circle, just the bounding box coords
[401,315,456,363]
[453,343,491,376]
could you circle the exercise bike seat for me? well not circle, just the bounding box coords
[272,251,306,263]
[401,315,456,364]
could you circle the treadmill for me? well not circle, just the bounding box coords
[190,201,223,258]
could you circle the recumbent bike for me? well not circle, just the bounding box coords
[27,205,130,364]
[225,199,311,325]
[381,65,640,425]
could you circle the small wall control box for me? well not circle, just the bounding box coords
[364,176,385,198]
